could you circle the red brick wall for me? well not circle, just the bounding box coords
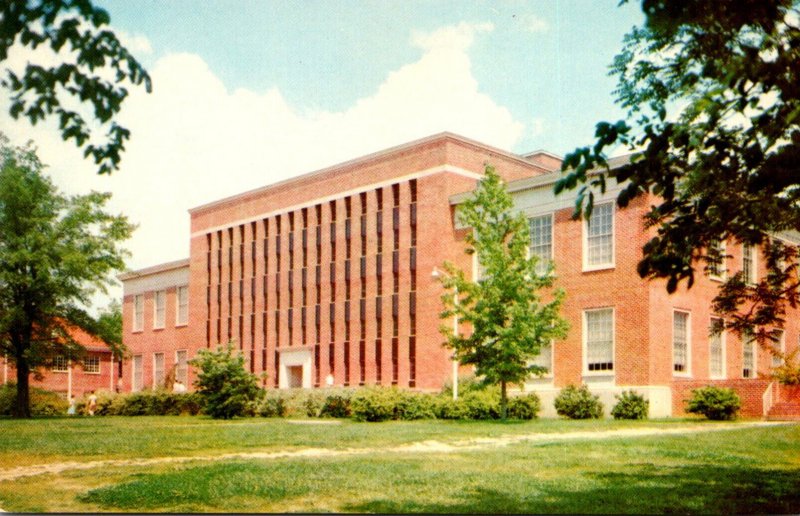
[671,379,770,418]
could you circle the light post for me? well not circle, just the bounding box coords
[431,267,458,400]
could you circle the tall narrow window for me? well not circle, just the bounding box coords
[153,352,165,388]
[133,294,144,332]
[707,239,726,280]
[709,318,724,378]
[742,332,756,378]
[132,355,143,392]
[176,286,189,326]
[742,244,756,285]
[584,203,614,269]
[584,308,613,372]
[154,290,166,329]
[176,350,188,385]
[531,342,553,376]
[529,214,553,275]
[673,311,690,374]
[772,330,785,368]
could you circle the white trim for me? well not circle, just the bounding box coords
[772,329,785,368]
[153,290,166,330]
[708,239,727,281]
[82,355,101,375]
[742,244,757,285]
[190,165,482,238]
[709,317,726,380]
[582,202,615,272]
[152,352,165,389]
[175,285,189,327]
[742,334,756,379]
[132,354,143,392]
[672,310,692,377]
[528,212,554,276]
[582,307,615,376]
[133,294,144,332]
[175,349,189,385]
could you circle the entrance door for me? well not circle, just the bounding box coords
[288,366,303,388]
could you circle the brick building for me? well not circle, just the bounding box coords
[121,133,799,417]
[1,323,118,398]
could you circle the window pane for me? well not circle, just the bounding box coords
[529,215,553,275]
[673,312,689,373]
[83,356,100,374]
[154,291,166,328]
[587,203,613,266]
[586,309,613,371]
[52,355,68,372]
[176,350,188,385]
[743,334,755,378]
[742,245,755,284]
[772,330,784,368]
[154,352,165,387]
[177,286,189,325]
[709,318,723,378]
[133,295,144,331]
[531,341,552,374]
[133,355,143,392]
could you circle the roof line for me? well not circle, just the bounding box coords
[118,258,190,281]
[188,132,549,215]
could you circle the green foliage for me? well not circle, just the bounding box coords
[771,348,800,385]
[554,385,604,419]
[258,392,288,418]
[350,387,403,422]
[319,392,353,418]
[1,0,152,174]
[190,343,261,419]
[0,136,134,417]
[101,391,204,417]
[611,390,649,420]
[438,166,568,417]
[556,0,800,336]
[0,383,67,416]
[256,388,354,418]
[507,393,541,420]
[686,386,741,421]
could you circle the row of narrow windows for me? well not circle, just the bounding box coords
[203,180,418,387]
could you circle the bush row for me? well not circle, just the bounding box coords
[0,383,740,421]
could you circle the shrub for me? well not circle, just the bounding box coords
[459,388,501,420]
[686,386,741,420]
[190,342,261,419]
[611,390,649,420]
[350,387,402,422]
[0,384,68,416]
[319,391,353,418]
[259,391,288,417]
[395,391,437,420]
[554,384,603,419]
[772,349,800,385]
[507,393,541,420]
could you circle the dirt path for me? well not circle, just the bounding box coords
[0,421,786,482]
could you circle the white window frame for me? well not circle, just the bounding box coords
[153,352,165,388]
[707,239,727,281]
[530,340,554,378]
[529,213,554,276]
[153,290,166,329]
[176,285,189,326]
[742,333,756,379]
[132,354,143,392]
[52,355,69,373]
[175,349,189,385]
[672,310,691,377]
[83,355,100,374]
[709,317,726,379]
[583,307,615,375]
[772,329,785,368]
[742,244,757,285]
[582,202,615,271]
[133,294,144,332]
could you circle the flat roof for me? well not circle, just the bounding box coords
[118,258,190,281]
[188,132,549,216]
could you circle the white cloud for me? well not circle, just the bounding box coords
[2,22,526,309]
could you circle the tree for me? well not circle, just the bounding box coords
[190,342,261,419]
[438,166,568,419]
[1,0,152,174]
[556,0,800,344]
[0,135,134,417]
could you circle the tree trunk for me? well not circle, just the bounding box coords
[13,359,31,418]
[500,380,508,420]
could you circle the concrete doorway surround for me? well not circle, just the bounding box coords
[278,347,312,389]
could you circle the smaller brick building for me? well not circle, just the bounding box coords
[1,324,117,398]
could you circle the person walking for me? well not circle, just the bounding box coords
[87,392,97,416]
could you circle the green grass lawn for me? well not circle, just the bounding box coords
[0,416,798,513]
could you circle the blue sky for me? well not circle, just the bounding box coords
[98,0,642,154]
[2,1,644,307]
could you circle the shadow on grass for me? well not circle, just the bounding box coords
[346,464,800,514]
